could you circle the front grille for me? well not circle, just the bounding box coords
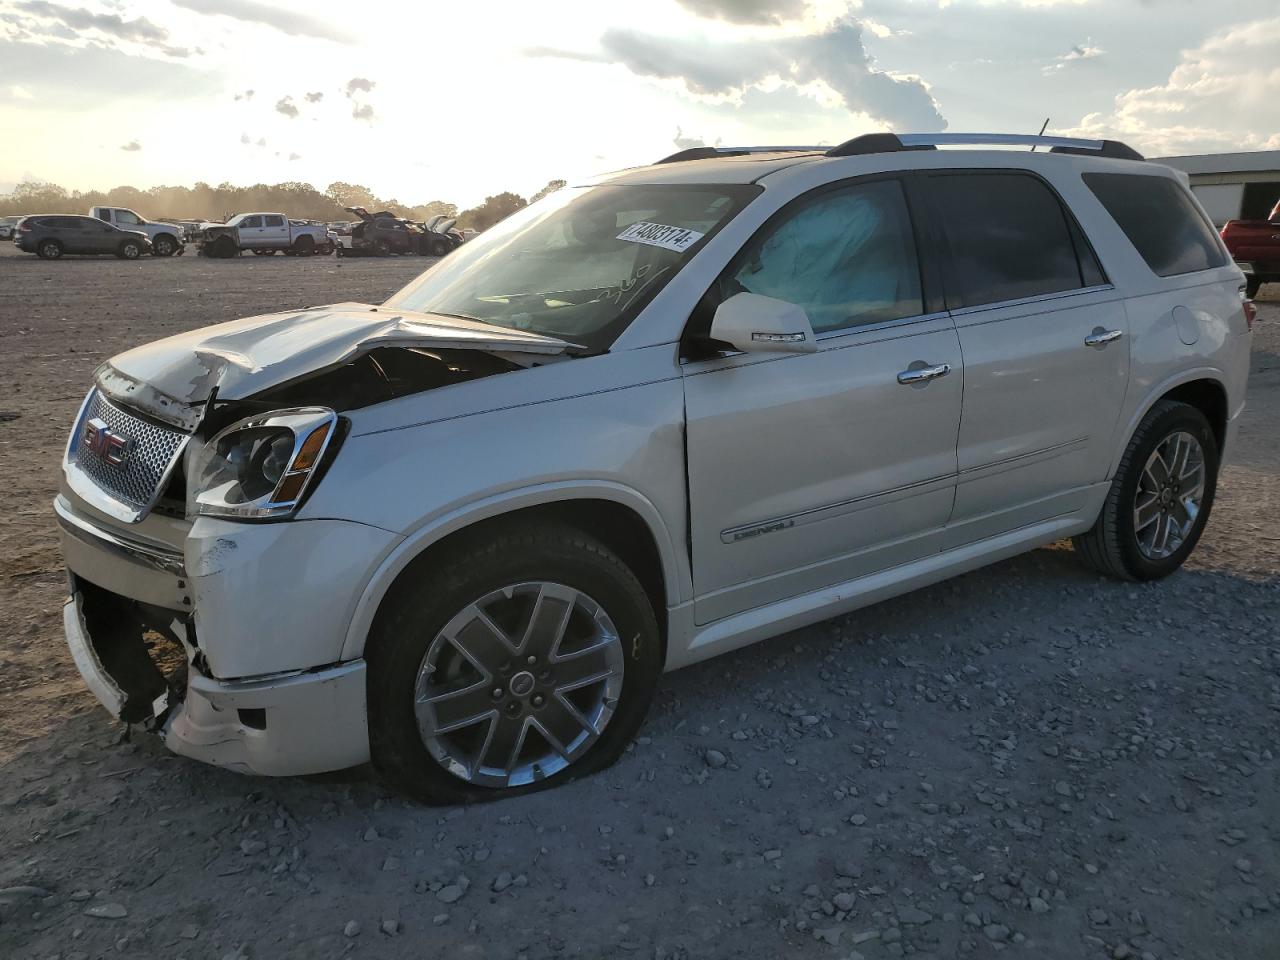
[74,391,188,509]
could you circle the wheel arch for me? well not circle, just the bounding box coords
[1111,369,1229,476]
[340,485,680,664]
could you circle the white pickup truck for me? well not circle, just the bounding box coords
[196,212,329,258]
[89,207,185,257]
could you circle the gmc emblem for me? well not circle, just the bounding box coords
[82,418,133,467]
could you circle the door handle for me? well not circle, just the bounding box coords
[1084,328,1124,348]
[897,362,951,386]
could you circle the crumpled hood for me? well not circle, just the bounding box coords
[95,302,571,423]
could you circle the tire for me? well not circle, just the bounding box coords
[431,238,449,257]
[211,236,237,259]
[1073,399,1218,581]
[373,239,391,257]
[293,235,316,256]
[152,234,178,257]
[118,240,142,260]
[1245,276,1261,300]
[367,521,661,804]
[37,239,63,260]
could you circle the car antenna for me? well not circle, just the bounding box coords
[1029,118,1049,151]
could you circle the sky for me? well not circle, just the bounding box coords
[1,0,1278,208]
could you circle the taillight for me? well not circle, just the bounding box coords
[1242,297,1257,331]
[18,221,32,232]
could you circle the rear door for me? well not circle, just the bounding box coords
[63,216,104,253]
[261,214,289,247]
[923,171,1130,546]
[682,176,963,624]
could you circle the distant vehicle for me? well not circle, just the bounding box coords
[1220,199,1280,299]
[0,215,23,240]
[343,207,420,256]
[196,212,329,258]
[418,215,464,257]
[89,207,184,257]
[15,214,151,260]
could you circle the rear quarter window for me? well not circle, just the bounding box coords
[1083,172,1227,277]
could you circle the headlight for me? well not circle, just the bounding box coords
[189,407,339,519]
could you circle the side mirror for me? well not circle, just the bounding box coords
[709,292,818,354]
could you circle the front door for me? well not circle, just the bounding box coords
[237,215,264,247]
[682,177,964,625]
[921,171,1130,545]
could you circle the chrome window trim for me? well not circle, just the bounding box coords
[948,283,1117,320]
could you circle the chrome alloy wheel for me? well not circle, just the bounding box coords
[1133,430,1205,560]
[414,582,625,788]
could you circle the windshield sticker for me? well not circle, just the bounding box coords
[616,221,705,253]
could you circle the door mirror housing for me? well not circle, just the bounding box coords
[709,292,818,354]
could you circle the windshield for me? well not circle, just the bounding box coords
[385,183,759,353]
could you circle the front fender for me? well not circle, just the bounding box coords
[336,480,685,662]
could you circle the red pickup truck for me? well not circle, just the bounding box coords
[1221,199,1280,299]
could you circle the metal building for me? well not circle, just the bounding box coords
[1155,150,1280,226]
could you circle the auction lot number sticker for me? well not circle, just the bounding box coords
[616,221,705,253]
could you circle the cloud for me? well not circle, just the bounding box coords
[5,84,36,101]
[234,89,255,101]
[119,140,141,151]
[240,132,251,144]
[351,102,375,122]
[275,95,299,118]
[345,77,375,96]
[674,0,808,25]
[171,0,350,44]
[288,152,301,161]
[8,0,191,56]
[673,126,706,149]
[344,77,375,122]
[554,17,945,131]
[1058,16,1280,155]
[1043,40,1103,75]
[305,91,323,103]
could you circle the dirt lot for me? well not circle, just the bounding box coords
[0,246,1277,960]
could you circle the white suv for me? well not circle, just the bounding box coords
[56,133,1253,803]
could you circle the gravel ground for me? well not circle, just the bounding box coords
[0,246,1277,960]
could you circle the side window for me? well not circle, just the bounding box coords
[240,215,262,228]
[929,173,1090,309]
[1083,173,1227,277]
[114,210,140,226]
[728,179,924,333]
[97,209,113,222]
[263,215,285,227]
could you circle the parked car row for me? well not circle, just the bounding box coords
[7,206,471,261]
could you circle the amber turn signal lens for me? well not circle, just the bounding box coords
[273,472,308,503]
[291,423,332,472]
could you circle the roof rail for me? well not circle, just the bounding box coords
[655,145,827,164]
[825,132,1144,161]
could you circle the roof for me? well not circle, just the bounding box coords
[1154,150,1280,176]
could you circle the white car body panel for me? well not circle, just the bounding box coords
[54,142,1253,777]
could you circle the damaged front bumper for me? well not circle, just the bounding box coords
[56,495,377,777]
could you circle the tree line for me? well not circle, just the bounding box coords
[0,178,567,232]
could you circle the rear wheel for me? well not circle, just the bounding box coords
[293,235,316,256]
[152,234,178,257]
[118,240,142,260]
[367,522,661,804]
[37,239,63,260]
[1073,400,1218,580]
[373,239,391,257]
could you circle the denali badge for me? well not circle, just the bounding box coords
[82,417,133,467]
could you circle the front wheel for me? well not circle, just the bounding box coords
[367,523,661,804]
[118,240,142,260]
[152,235,178,257]
[1073,399,1218,580]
